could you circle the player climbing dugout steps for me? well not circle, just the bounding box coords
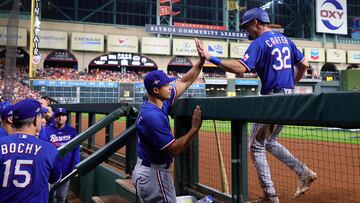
[42,107,80,203]
[0,98,62,203]
[196,8,317,203]
[132,41,205,203]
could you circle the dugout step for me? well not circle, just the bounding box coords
[92,195,128,203]
[115,178,137,202]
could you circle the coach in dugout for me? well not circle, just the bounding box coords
[42,107,80,203]
[196,8,317,203]
[132,40,204,203]
[0,98,62,202]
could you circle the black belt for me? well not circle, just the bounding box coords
[272,88,293,94]
[141,160,170,169]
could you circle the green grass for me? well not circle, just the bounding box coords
[72,113,360,144]
[170,119,360,144]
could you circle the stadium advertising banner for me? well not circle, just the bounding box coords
[304,48,325,62]
[347,50,360,64]
[203,40,228,58]
[38,30,67,50]
[326,49,346,63]
[71,32,104,52]
[107,35,138,53]
[316,0,347,35]
[145,24,248,40]
[141,37,170,55]
[172,38,198,56]
[0,27,27,47]
[230,43,248,59]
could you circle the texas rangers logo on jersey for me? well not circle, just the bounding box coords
[316,0,347,35]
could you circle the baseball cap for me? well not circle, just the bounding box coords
[241,8,270,27]
[1,105,13,120]
[13,98,43,120]
[144,70,176,94]
[54,108,67,117]
[0,101,12,114]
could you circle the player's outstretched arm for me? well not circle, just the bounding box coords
[295,58,309,84]
[164,105,202,157]
[174,39,205,99]
[195,38,247,75]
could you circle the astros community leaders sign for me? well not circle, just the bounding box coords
[145,24,247,40]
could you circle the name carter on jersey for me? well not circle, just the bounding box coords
[1,143,42,155]
[265,36,289,48]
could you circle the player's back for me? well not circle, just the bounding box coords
[0,133,61,203]
[252,31,303,94]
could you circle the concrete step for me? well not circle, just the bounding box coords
[115,178,137,203]
[92,195,128,203]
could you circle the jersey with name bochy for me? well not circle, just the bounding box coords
[0,133,61,203]
[136,87,177,165]
[239,31,305,95]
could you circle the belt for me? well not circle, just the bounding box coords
[272,88,293,94]
[139,159,170,169]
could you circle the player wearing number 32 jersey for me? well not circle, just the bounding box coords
[196,7,317,203]
[240,31,304,95]
[0,99,62,203]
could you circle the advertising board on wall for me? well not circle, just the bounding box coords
[141,37,170,55]
[230,43,248,59]
[0,27,27,47]
[347,50,360,64]
[71,32,104,52]
[39,30,68,50]
[304,48,325,62]
[172,38,198,56]
[326,49,346,63]
[107,35,138,53]
[203,40,228,58]
[316,0,347,34]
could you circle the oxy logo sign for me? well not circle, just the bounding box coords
[208,44,223,55]
[311,49,320,60]
[316,0,347,34]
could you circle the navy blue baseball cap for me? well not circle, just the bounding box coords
[144,70,176,94]
[54,107,67,116]
[1,105,13,120]
[13,98,45,120]
[241,8,270,27]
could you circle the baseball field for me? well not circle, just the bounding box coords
[72,114,360,202]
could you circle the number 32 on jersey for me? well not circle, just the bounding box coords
[272,47,291,70]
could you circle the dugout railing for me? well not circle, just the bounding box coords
[173,92,360,202]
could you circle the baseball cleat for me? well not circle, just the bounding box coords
[294,165,317,197]
[251,194,280,203]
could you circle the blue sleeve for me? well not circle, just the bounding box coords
[49,149,62,184]
[290,40,305,64]
[163,87,177,114]
[144,115,174,151]
[239,42,261,71]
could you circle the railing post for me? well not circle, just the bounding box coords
[125,107,138,174]
[105,122,114,143]
[231,121,248,203]
[174,114,192,196]
[88,113,95,149]
[75,112,82,133]
[67,112,72,124]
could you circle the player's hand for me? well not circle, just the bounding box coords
[195,38,211,61]
[191,105,202,131]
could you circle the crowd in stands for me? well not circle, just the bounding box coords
[0,67,42,102]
